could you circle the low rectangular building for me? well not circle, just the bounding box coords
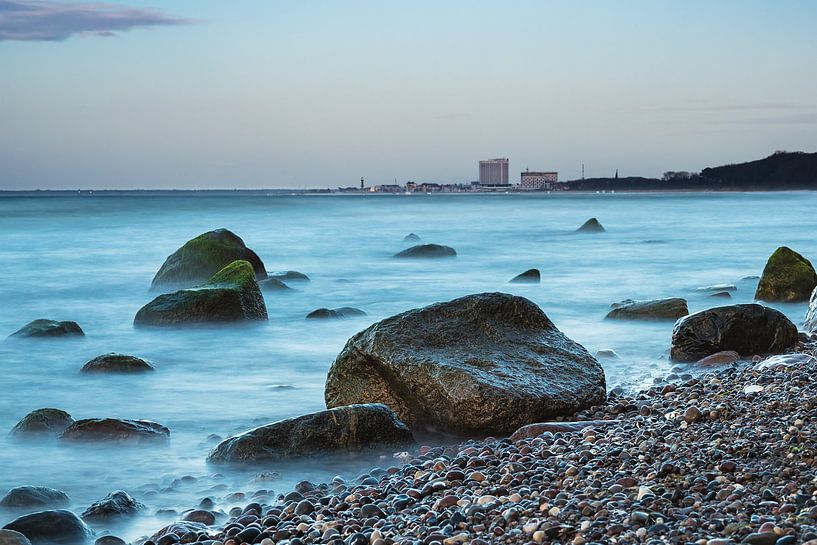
[520,171,558,191]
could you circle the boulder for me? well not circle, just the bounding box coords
[10,409,74,437]
[60,419,169,446]
[575,218,605,233]
[80,354,154,374]
[325,293,606,436]
[755,246,817,302]
[510,420,619,441]
[805,287,817,334]
[2,510,93,545]
[670,304,799,362]
[403,233,421,242]
[93,538,126,545]
[269,270,309,282]
[509,269,540,284]
[259,277,291,291]
[207,403,414,464]
[7,320,83,340]
[81,491,144,520]
[754,352,816,371]
[595,349,621,360]
[305,307,366,320]
[606,298,689,321]
[135,260,268,326]
[393,244,456,259]
[151,228,266,290]
[0,487,70,508]
[0,530,32,545]
[149,522,207,542]
[696,351,741,366]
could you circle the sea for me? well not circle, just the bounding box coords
[0,191,815,539]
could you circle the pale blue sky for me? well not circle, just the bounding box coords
[1,0,816,189]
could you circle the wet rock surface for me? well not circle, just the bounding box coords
[671,304,799,362]
[305,307,366,320]
[806,287,817,334]
[0,530,31,545]
[755,246,817,302]
[81,490,145,520]
[80,353,155,374]
[606,298,689,321]
[135,260,268,326]
[259,277,292,291]
[207,403,414,464]
[150,228,266,290]
[393,244,457,259]
[2,510,93,545]
[509,268,540,284]
[10,408,74,437]
[575,217,605,233]
[268,270,309,282]
[60,418,170,445]
[325,292,606,435]
[0,486,70,508]
[7,320,83,339]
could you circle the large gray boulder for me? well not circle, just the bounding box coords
[7,320,83,340]
[80,354,154,374]
[325,293,606,436]
[805,287,817,335]
[151,228,266,290]
[755,246,817,302]
[606,298,689,321]
[2,510,93,545]
[135,260,267,326]
[207,403,413,464]
[10,409,74,437]
[0,487,70,508]
[81,491,144,520]
[393,244,456,259]
[671,304,799,362]
[60,419,169,446]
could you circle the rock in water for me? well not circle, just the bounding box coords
[10,409,74,437]
[150,228,267,290]
[403,233,421,242]
[805,287,817,334]
[81,491,145,520]
[149,522,207,543]
[393,244,457,259]
[0,530,32,545]
[259,277,292,291]
[7,320,83,339]
[2,510,93,545]
[670,304,798,362]
[134,260,268,326]
[325,292,606,435]
[575,218,605,233]
[606,298,688,321]
[509,269,540,284]
[0,487,70,508]
[696,283,737,292]
[269,270,310,282]
[754,246,817,302]
[207,404,414,464]
[60,419,170,445]
[80,353,155,374]
[305,307,366,320]
[710,291,732,299]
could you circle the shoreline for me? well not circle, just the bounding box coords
[140,342,817,545]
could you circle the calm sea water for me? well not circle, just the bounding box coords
[0,191,815,539]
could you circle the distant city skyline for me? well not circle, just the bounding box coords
[2,1,817,189]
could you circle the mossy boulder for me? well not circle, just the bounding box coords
[151,228,267,290]
[8,320,83,340]
[60,418,170,445]
[576,218,605,233]
[805,287,817,334]
[670,304,798,362]
[509,269,540,284]
[606,298,689,321]
[80,353,154,374]
[207,404,414,464]
[755,246,817,302]
[393,244,457,259]
[325,293,606,436]
[306,307,366,320]
[10,408,74,437]
[134,260,267,326]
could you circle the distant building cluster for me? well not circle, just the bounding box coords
[337,157,560,193]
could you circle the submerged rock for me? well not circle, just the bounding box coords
[325,292,606,435]
[606,298,688,321]
[805,287,817,334]
[207,403,414,464]
[135,260,268,326]
[595,349,621,360]
[80,353,154,374]
[2,510,93,545]
[259,277,292,291]
[754,246,817,302]
[509,268,540,284]
[0,530,32,545]
[710,291,732,299]
[10,408,74,437]
[269,270,309,282]
[575,218,605,233]
[7,320,83,340]
[0,487,70,508]
[670,304,798,362]
[403,233,421,242]
[393,244,456,259]
[305,307,366,320]
[696,283,737,292]
[60,419,169,445]
[81,491,145,520]
[151,228,267,290]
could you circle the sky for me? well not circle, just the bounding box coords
[1,0,817,189]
